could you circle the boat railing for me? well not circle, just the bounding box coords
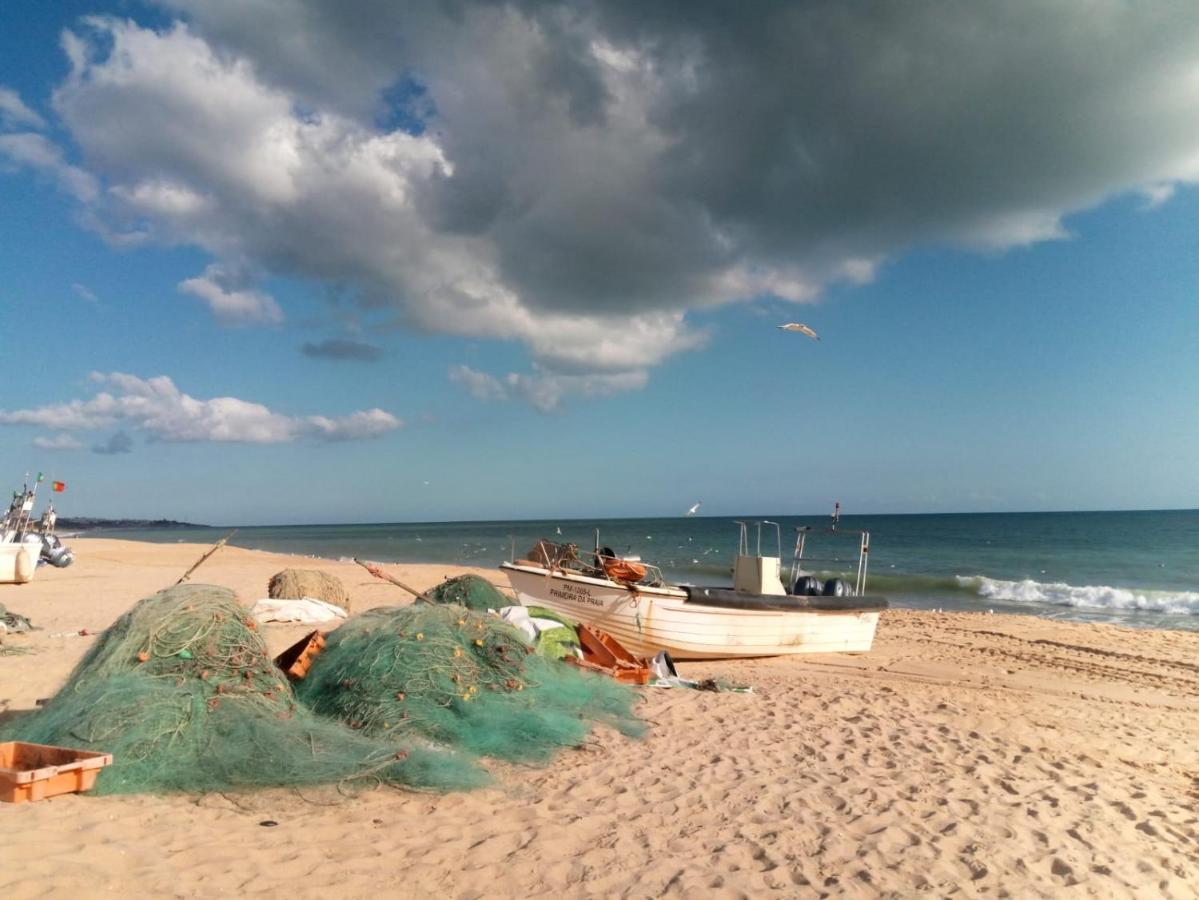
[789,527,871,596]
[509,537,668,587]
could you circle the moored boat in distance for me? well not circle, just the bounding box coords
[501,513,886,660]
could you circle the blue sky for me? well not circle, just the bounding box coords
[1,2,1198,524]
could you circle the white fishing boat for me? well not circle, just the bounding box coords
[501,515,886,660]
[1,475,74,584]
[1,483,42,584]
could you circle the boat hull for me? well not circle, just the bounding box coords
[501,563,881,660]
[0,541,38,584]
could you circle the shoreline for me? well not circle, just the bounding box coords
[2,538,1197,896]
[54,532,1199,636]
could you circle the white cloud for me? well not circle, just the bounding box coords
[1139,183,1176,210]
[0,372,402,444]
[0,86,45,130]
[448,365,509,403]
[178,265,283,326]
[32,433,84,451]
[72,282,99,303]
[450,364,648,413]
[7,6,1199,400]
[0,132,97,201]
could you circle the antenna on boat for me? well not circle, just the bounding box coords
[763,520,781,557]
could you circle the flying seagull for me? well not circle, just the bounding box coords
[686,501,702,516]
[778,322,820,341]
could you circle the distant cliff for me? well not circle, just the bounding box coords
[56,517,207,531]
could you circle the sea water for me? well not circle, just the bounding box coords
[99,510,1199,631]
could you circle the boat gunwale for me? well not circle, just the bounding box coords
[499,561,688,598]
[500,561,887,614]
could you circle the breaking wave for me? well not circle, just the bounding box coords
[957,576,1199,616]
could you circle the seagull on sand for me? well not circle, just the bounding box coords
[778,322,820,341]
[686,502,702,516]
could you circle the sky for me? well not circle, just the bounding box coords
[1,0,1198,525]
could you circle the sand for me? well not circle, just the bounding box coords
[1,538,1197,898]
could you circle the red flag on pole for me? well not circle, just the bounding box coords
[52,481,66,492]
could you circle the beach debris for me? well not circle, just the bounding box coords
[174,530,237,585]
[251,597,347,625]
[0,584,485,795]
[268,568,349,611]
[498,605,580,661]
[0,741,113,803]
[649,675,752,693]
[777,322,820,340]
[296,604,644,764]
[259,820,279,827]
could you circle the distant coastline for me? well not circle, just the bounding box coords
[57,517,207,531]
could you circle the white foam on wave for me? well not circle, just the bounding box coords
[956,575,1199,616]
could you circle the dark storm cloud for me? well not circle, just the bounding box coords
[157,0,1199,314]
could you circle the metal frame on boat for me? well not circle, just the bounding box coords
[500,514,886,660]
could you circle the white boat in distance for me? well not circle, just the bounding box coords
[1,476,74,584]
[501,518,886,660]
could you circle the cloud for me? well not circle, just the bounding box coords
[0,86,45,130]
[92,430,134,455]
[32,433,84,452]
[0,372,402,444]
[72,282,99,303]
[450,364,648,413]
[178,265,283,325]
[301,338,383,362]
[1139,183,1176,210]
[0,131,97,201]
[10,5,1199,395]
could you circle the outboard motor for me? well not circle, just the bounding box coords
[40,534,75,568]
[822,578,852,597]
[792,575,824,596]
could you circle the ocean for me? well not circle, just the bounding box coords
[92,510,1199,632]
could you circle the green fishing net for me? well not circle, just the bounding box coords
[423,574,510,611]
[0,584,485,794]
[295,604,644,763]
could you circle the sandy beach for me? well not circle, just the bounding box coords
[1,538,1197,898]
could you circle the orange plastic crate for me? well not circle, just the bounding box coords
[0,741,113,803]
[274,629,326,680]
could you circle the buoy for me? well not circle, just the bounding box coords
[14,546,35,583]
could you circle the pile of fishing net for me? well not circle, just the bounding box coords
[0,602,34,634]
[0,585,484,794]
[268,568,350,611]
[423,574,509,611]
[296,604,644,763]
